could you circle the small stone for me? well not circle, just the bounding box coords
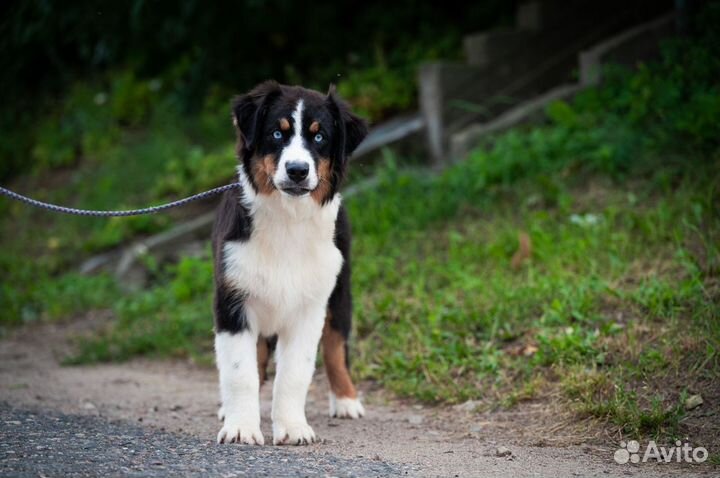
[685,394,703,410]
[408,414,424,425]
[453,400,479,413]
[82,402,96,410]
[496,446,512,457]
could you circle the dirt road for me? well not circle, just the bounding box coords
[0,321,713,477]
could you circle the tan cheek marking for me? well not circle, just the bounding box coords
[309,121,320,134]
[310,158,332,204]
[322,313,357,399]
[279,118,290,131]
[251,154,277,195]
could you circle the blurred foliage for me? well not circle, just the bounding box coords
[336,35,460,119]
[1,61,234,179]
[64,255,215,365]
[0,72,238,326]
[0,0,515,180]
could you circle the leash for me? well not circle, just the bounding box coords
[0,183,241,217]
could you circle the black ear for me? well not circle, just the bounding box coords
[232,80,281,152]
[344,110,369,156]
[327,86,369,159]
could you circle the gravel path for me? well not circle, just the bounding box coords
[0,321,715,477]
[0,404,407,477]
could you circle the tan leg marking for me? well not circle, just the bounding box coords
[257,337,270,385]
[322,313,357,399]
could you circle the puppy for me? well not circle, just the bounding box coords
[212,81,368,445]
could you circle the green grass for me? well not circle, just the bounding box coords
[63,254,216,365]
[0,75,238,326]
[2,15,720,445]
[347,159,718,412]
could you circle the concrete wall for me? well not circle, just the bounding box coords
[580,13,676,86]
[419,0,674,165]
[448,12,678,162]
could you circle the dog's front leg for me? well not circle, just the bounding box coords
[271,309,324,445]
[215,331,264,445]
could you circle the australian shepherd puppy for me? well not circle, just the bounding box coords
[212,81,368,446]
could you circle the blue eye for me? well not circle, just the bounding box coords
[314,133,324,143]
[272,130,282,140]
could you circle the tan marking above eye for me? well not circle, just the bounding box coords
[309,121,320,134]
[279,118,290,131]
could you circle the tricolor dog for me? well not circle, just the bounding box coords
[212,81,368,445]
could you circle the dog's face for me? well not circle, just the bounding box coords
[232,81,368,204]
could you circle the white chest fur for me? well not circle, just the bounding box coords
[222,191,343,335]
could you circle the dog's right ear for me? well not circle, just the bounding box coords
[326,85,369,161]
[232,80,281,152]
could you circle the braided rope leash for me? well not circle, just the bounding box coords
[0,183,241,217]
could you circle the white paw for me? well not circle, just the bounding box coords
[217,406,225,422]
[329,393,365,419]
[217,416,264,445]
[273,421,316,445]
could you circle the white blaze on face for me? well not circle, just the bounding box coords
[274,99,319,191]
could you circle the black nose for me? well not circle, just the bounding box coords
[286,161,309,183]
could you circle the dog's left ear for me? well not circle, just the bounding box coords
[326,85,369,160]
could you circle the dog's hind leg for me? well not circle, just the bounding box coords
[322,206,364,419]
[322,310,365,419]
[257,335,277,385]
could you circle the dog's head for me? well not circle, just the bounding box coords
[232,81,368,205]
